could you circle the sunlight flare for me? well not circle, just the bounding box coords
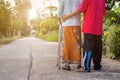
[28,9,37,21]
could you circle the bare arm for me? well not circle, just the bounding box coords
[62,10,81,22]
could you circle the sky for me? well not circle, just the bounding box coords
[30,0,59,8]
[29,0,59,20]
[30,0,43,9]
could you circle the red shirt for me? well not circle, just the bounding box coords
[78,0,106,35]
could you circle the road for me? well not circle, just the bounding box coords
[0,37,120,80]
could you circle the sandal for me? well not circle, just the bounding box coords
[62,65,71,70]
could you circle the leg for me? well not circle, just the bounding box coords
[83,33,95,72]
[93,35,102,70]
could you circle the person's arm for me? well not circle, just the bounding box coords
[62,10,81,22]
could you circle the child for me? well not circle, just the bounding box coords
[62,0,106,72]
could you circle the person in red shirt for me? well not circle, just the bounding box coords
[62,0,106,72]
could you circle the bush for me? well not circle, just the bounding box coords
[106,27,120,58]
[37,16,58,41]
[38,17,58,35]
[37,31,44,38]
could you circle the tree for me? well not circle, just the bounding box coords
[29,18,39,30]
[46,3,57,17]
[0,0,11,37]
[14,0,31,36]
[106,0,120,10]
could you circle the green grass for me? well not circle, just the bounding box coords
[42,31,58,42]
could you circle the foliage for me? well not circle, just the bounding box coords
[103,11,119,31]
[104,2,120,31]
[46,5,57,17]
[0,0,31,38]
[21,26,31,36]
[106,0,120,10]
[106,27,120,58]
[113,2,120,26]
[37,16,58,38]
[0,33,4,39]
[42,31,58,42]
[37,16,58,41]
[29,17,42,30]
[14,0,31,36]
[101,1,120,58]
[0,0,11,37]
[37,31,44,38]
[29,18,38,26]
[113,2,120,15]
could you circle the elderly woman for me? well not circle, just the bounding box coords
[58,0,82,70]
[62,0,106,72]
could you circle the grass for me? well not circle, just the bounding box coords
[42,31,58,42]
[0,37,18,46]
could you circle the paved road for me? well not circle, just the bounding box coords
[0,37,120,80]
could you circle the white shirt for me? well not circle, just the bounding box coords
[58,0,82,27]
